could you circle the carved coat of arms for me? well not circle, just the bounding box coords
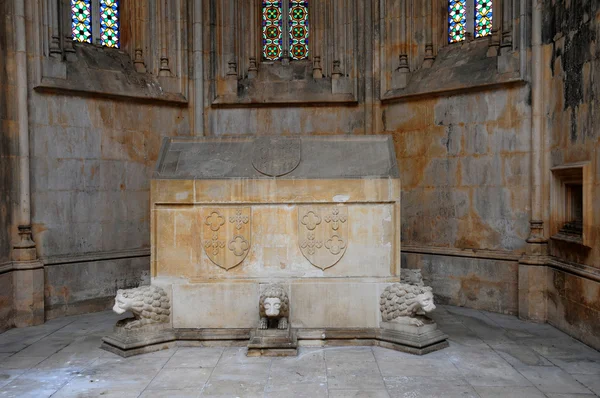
[298,206,348,270]
[201,207,251,270]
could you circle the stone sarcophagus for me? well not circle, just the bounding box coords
[151,135,401,331]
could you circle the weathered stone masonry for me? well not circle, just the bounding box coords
[0,0,598,351]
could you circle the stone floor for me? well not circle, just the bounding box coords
[0,306,598,398]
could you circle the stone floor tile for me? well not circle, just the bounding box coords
[473,386,546,397]
[385,377,479,398]
[165,347,224,368]
[147,368,212,390]
[209,362,272,383]
[0,369,76,398]
[528,338,600,361]
[327,361,385,390]
[139,388,202,398]
[324,347,376,362]
[372,345,448,361]
[440,324,489,348]
[518,366,594,394]
[328,389,390,398]
[0,356,46,369]
[376,357,462,378]
[265,382,329,397]
[269,353,327,385]
[11,336,73,358]
[544,394,599,398]
[548,357,600,375]
[572,374,600,396]
[0,369,27,389]
[492,343,554,368]
[200,379,266,398]
[218,347,273,365]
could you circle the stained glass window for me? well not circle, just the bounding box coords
[100,0,120,48]
[289,0,309,60]
[263,0,283,60]
[475,0,492,38]
[448,0,466,43]
[72,0,92,44]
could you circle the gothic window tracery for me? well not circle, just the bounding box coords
[262,0,309,61]
[71,0,120,48]
[448,0,492,43]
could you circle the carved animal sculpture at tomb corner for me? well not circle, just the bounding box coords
[258,284,289,330]
[112,285,171,329]
[380,283,436,327]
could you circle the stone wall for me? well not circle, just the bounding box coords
[383,83,530,315]
[0,0,15,330]
[29,89,189,318]
[542,0,600,348]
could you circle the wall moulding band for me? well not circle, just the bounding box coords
[41,248,151,267]
[401,244,522,262]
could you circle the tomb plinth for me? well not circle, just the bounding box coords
[151,135,401,332]
[103,135,416,356]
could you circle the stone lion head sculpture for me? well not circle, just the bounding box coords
[113,285,171,329]
[380,283,436,324]
[258,284,289,330]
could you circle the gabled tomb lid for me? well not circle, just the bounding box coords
[154,135,399,180]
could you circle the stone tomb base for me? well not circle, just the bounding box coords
[101,324,448,357]
[247,327,298,357]
[377,319,449,355]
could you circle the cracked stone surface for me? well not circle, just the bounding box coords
[0,305,598,397]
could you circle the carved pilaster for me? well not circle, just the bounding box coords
[487,0,501,56]
[158,0,171,76]
[61,0,76,60]
[48,0,61,57]
[423,0,435,68]
[501,0,513,54]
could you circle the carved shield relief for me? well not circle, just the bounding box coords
[298,206,348,270]
[252,137,301,177]
[201,207,251,270]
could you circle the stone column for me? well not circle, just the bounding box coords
[192,0,204,135]
[423,0,434,68]
[500,0,512,54]
[62,0,76,59]
[12,0,45,328]
[392,0,409,88]
[248,0,258,79]
[331,0,343,78]
[134,2,147,73]
[159,0,171,76]
[487,0,501,56]
[312,0,323,78]
[519,0,547,323]
[48,0,61,57]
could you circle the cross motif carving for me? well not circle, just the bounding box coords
[204,232,225,256]
[229,209,249,230]
[301,211,321,231]
[324,207,347,231]
[228,235,250,257]
[300,232,323,255]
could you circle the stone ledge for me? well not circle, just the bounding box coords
[41,248,150,266]
[101,326,449,358]
[402,244,523,262]
[35,45,188,105]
